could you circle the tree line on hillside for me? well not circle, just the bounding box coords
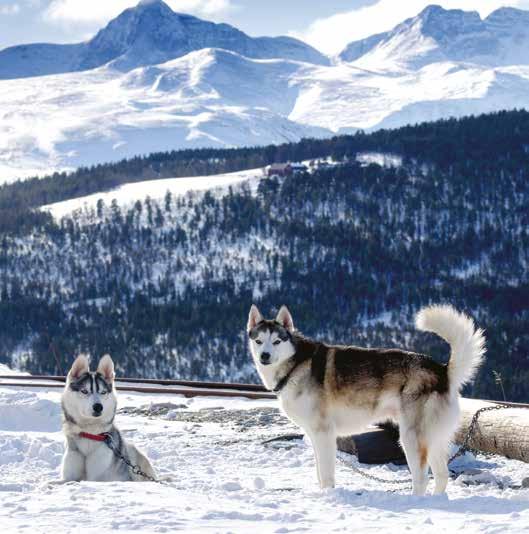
[1,113,529,401]
[1,108,529,235]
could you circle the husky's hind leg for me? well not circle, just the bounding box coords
[399,424,429,496]
[428,446,449,495]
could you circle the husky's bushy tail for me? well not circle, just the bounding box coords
[416,305,485,392]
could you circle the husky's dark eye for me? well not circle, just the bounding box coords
[100,391,108,395]
[273,340,281,345]
[255,339,263,345]
[81,389,89,395]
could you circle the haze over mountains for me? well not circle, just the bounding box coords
[2,1,529,182]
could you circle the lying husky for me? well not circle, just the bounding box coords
[247,304,485,495]
[61,354,156,482]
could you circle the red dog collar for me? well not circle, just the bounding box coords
[79,431,109,442]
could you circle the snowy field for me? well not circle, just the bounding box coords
[2,373,529,533]
[42,167,264,220]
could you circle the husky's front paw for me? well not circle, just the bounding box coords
[319,479,335,490]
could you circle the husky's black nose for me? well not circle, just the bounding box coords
[93,402,103,416]
[260,352,271,365]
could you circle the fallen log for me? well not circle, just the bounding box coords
[337,398,529,465]
[337,427,406,465]
[455,398,529,463]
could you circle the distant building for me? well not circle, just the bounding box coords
[267,162,308,177]
[267,163,292,177]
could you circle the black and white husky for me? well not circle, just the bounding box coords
[248,304,485,495]
[60,354,156,482]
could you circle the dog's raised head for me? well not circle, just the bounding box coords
[62,354,117,424]
[247,305,296,385]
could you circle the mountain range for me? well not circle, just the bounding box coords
[0,0,327,79]
[2,1,529,182]
[340,5,529,68]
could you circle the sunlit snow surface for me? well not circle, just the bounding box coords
[1,379,529,533]
[3,46,529,183]
[42,167,264,219]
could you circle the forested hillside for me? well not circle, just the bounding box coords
[1,110,528,401]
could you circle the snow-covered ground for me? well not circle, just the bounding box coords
[42,167,264,219]
[2,380,529,533]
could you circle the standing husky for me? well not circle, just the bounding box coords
[61,354,156,482]
[247,304,485,495]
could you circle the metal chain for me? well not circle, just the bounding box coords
[337,453,413,486]
[338,403,511,487]
[448,404,510,463]
[103,434,164,484]
[103,403,512,488]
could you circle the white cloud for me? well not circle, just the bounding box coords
[44,0,232,25]
[0,4,21,15]
[292,0,529,55]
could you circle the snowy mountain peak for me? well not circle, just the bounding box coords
[414,5,483,45]
[339,4,529,69]
[416,4,481,28]
[138,0,166,6]
[0,0,328,80]
[485,6,529,29]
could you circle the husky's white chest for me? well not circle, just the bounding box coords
[277,388,320,430]
[74,440,130,481]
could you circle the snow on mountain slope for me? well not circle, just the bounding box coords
[0,50,331,183]
[42,167,264,219]
[290,61,529,132]
[3,3,529,183]
[340,5,529,71]
[5,51,529,183]
[2,385,529,532]
[0,0,327,81]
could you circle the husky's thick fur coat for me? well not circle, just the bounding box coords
[61,354,156,482]
[248,304,485,495]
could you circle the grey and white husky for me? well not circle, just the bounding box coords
[60,354,156,482]
[248,304,485,495]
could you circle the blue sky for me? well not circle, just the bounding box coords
[1,0,528,54]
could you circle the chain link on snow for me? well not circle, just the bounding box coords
[103,434,167,484]
[262,404,514,489]
[447,404,510,463]
[339,404,512,487]
[337,452,413,487]
[104,403,514,488]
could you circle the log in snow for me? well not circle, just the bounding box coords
[455,398,529,463]
[337,398,529,464]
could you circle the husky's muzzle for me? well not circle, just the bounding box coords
[260,352,271,365]
[92,402,103,417]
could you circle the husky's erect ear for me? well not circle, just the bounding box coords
[97,354,115,382]
[68,355,89,380]
[247,304,263,331]
[276,305,294,331]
